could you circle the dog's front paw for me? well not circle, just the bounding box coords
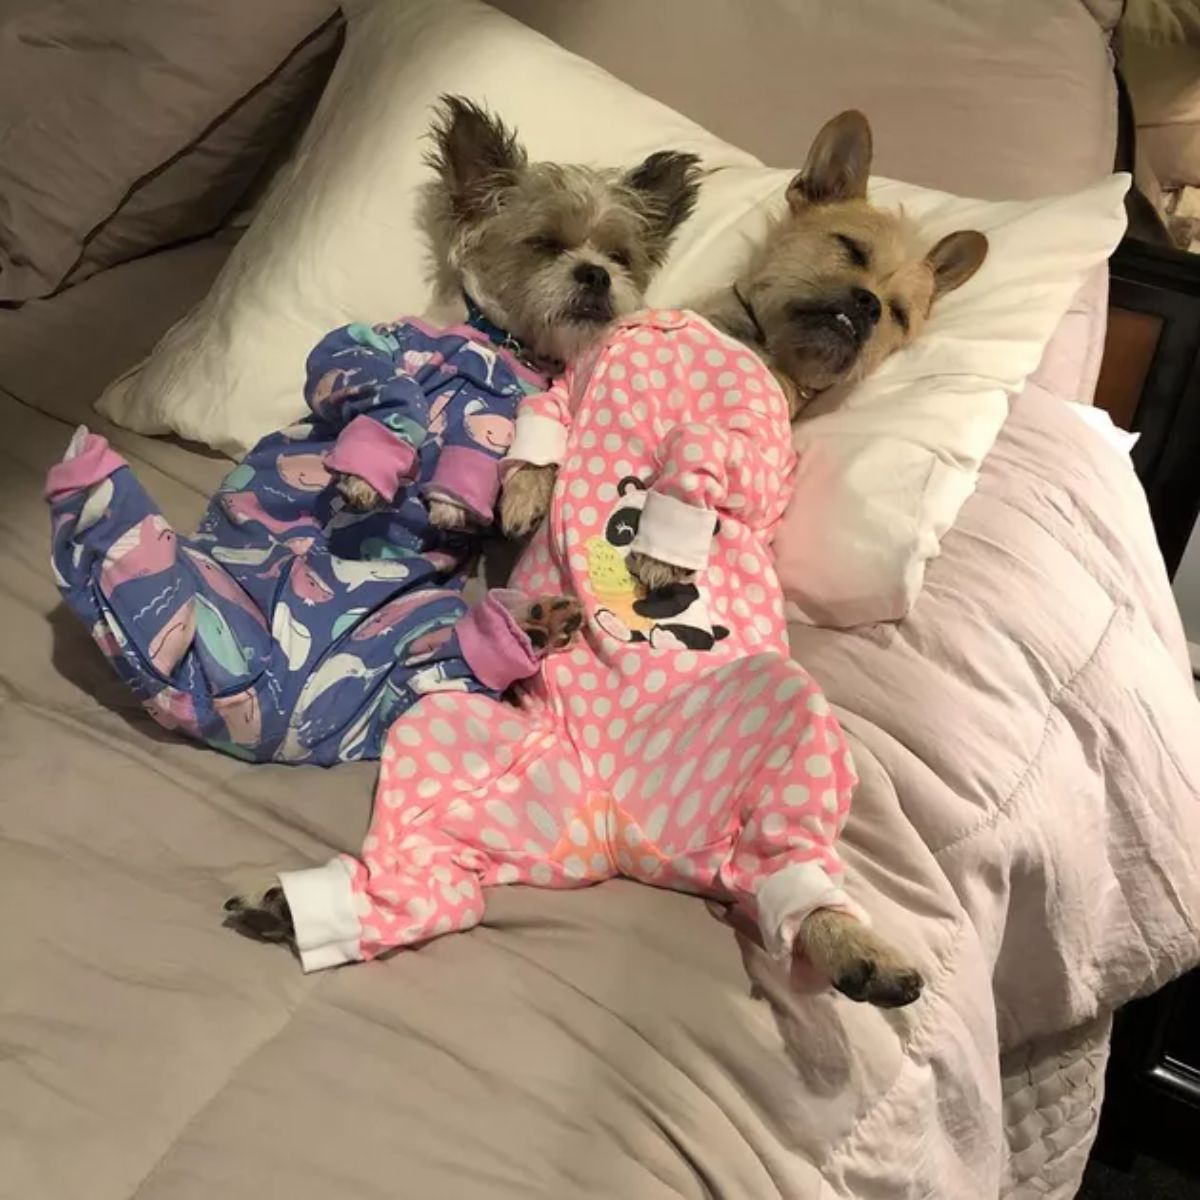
[336,473,385,512]
[626,550,696,592]
[500,464,557,538]
[512,595,584,653]
[427,497,474,531]
[224,887,296,947]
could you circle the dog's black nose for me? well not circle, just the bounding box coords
[849,287,881,325]
[573,262,611,293]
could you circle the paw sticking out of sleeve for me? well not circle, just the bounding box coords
[799,909,924,1009]
[427,497,479,531]
[511,596,585,654]
[224,887,296,949]
[336,473,385,512]
[500,464,558,538]
[626,550,696,592]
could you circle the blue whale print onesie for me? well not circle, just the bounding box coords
[45,317,549,765]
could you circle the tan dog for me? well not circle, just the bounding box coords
[705,109,986,416]
[500,111,986,1007]
[503,109,987,564]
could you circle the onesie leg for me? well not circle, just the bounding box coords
[600,654,855,913]
[622,652,920,1007]
[47,427,194,700]
[47,427,275,745]
[47,427,159,632]
[333,588,582,762]
[275,690,599,972]
[293,586,581,765]
[709,654,859,956]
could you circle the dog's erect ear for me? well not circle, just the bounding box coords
[925,230,988,299]
[624,150,703,265]
[786,110,873,210]
[427,95,527,224]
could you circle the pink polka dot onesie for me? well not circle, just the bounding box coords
[278,311,860,973]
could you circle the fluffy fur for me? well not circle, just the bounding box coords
[426,97,701,371]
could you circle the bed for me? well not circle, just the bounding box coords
[2,3,1198,1198]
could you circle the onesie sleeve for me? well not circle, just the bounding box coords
[306,322,434,503]
[630,386,795,573]
[423,392,517,525]
[499,376,573,483]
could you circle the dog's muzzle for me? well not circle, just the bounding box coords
[788,286,880,347]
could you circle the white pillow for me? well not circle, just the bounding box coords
[768,173,1128,625]
[97,0,1128,626]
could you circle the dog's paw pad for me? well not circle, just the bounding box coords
[518,596,584,653]
[877,968,924,1008]
[835,960,923,1008]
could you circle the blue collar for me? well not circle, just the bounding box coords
[463,292,534,365]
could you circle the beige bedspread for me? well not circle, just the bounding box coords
[2,224,1198,1198]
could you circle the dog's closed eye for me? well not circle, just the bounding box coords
[888,300,910,332]
[527,234,567,256]
[835,233,870,269]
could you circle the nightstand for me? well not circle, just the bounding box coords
[1094,236,1200,578]
[1096,969,1200,1175]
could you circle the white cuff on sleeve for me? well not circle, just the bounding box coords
[629,490,717,571]
[755,861,869,962]
[507,412,567,468]
[278,858,363,973]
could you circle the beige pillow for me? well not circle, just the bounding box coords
[97,0,1127,629]
[65,19,345,290]
[493,0,1117,200]
[0,0,340,302]
[1125,40,1200,189]
[1123,0,1200,189]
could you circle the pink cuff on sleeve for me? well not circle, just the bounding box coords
[457,590,539,691]
[425,445,502,522]
[325,415,418,501]
[44,431,127,503]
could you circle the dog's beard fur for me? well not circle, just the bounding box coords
[424,97,701,369]
[703,110,987,413]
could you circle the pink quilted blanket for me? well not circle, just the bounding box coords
[786,382,1200,1195]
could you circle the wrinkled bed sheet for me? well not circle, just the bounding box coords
[2,234,1198,1200]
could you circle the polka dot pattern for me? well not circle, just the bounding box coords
[309,315,858,969]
